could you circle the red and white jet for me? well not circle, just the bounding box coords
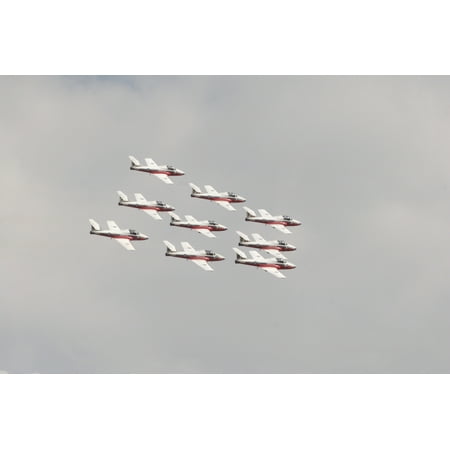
[129,156,185,184]
[243,207,301,234]
[163,240,225,271]
[236,231,296,259]
[233,248,296,279]
[89,219,148,251]
[117,191,174,221]
[169,212,227,238]
[189,183,246,211]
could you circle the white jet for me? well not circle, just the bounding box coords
[117,191,175,221]
[236,231,296,259]
[169,212,227,238]
[243,207,301,234]
[189,183,246,211]
[89,219,148,251]
[163,240,225,271]
[233,248,296,279]
[129,156,185,184]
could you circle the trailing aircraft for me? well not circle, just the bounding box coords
[163,241,225,271]
[89,219,148,251]
[233,248,296,279]
[117,191,174,221]
[189,183,246,211]
[169,212,227,238]
[243,207,301,234]
[236,231,296,259]
[129,156,185,184]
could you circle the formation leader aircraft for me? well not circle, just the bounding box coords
[189,183,246,211]
[169,212,227,238]
[233,248,296,279]
[243,207,301,234]
[89,219,148,251]
[129,156,185,184]
[117,191,174,220]
[236,231,296,259]
[163,241,225,271]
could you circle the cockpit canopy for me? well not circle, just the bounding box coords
[205,250,215,256]
[276,258,285,263]
[156,200,165,206]
[167,165,176,171]
[227,192,237,197]
[278,240,287,245]
[208,220,218,225]
[282,215,292,221]
[129,229,138,235]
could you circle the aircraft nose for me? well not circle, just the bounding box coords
[218,254,225,261]
[142,234,149,240]
[178,170,185,175]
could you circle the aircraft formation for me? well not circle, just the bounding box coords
[89,156,302,278]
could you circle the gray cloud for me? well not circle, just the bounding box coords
[1,76,449,373]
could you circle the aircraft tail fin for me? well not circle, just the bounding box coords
[189,183,202,194]
[163,240,176,253]
[89,219,100,231]
[117,190,128,202]
[243,206,256,218]
[168,212,181,222]
[233,247,247,260]
[236,231,250,242]
[129,155,140,167]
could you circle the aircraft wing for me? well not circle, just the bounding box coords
[205,185,218,195]
[184,215,197,224]
[249,250,266,262]
[271,224,291,234]
[265,249,286,259]
[196,228,216,238]
[258,209,273,219]
[145,158,159,169]
[181,241,196,254]
[143,209,162,220]
[154,173,173,184]
[216,201,235,211]
[251,233,265,243]
[106,220,121,232]
[262,267,285,278]
[114,238,135,251]
[191,259,214,271]
[134,193,146,203]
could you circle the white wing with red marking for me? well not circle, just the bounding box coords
[197,228,216,238]
[249,250,266,262]
[262,267,285,278]
[271,224,291,234]
[181,241,196,254]
[191,259,214,271]
[205,185,218,195]
[107,220,121,232]
[185,215,197,224]
[134,193,146,203]
[143,209,162,220]
[251,233,265,243]
[216,201,235,211]
[258,209,273,219]
[145,158,159,169]
[114,238,135,251]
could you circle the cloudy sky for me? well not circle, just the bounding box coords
[1,76,449,373]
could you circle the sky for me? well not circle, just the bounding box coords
[1,76,450,373]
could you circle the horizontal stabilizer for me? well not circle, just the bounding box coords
[163,240,176,252]
[233,247,247,259]
[189,183,202,193]
[236,231,250,242]
[89,219,100,231]
[117,190,128,202]
[243,206,256,217]
[129,155,140,166]
[168,212,181,221]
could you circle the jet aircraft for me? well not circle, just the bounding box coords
[236,231,296,259]
[89,219,148,251]
[233,248,296,279]
[169,212,227,238]
[117,191,174,220]
[163,241,225,271]
[243,207,301,234]
[189,183,246,211]
[129,156,185,184]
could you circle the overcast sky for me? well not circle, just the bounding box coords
[1,76,449,373]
